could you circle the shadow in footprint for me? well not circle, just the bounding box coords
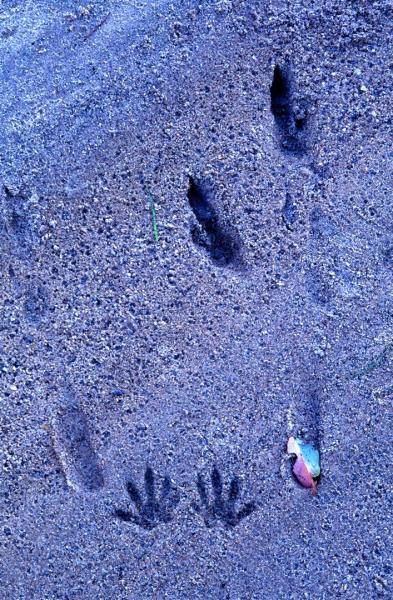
[187,177,242,268]
[270,65,307,156]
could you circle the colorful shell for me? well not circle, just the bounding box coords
[287,436,320,494]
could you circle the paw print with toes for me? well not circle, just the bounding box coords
[194,466,257,528]
[115,467,180,530]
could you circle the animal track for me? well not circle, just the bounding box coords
[292,389,321,448]
[187,177,241,267]
[270,65,307,155]
[383,244,393,268]
[306,265,334,306]
[282,192,298,230]
[287,387,322,494]
[115,467,180,530]
[194,466,257,528]
[23,283,49,323]
[52,404,104,491]
[2,186,36,259]
[310,207,337,240]
[305,390,321,447]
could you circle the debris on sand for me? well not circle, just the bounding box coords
[287,437,320,495]
[83,13,111,42]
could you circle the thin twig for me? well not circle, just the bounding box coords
[149,194,159,242]
[352,342,393,380]
[83,13,111,42]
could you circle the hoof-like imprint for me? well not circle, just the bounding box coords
[270,65,307,156]
[115,467,180,530]
[187,177,242,267]
[194,466,257,528]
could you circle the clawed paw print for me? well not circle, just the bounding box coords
[115,465,257,530]
[194,466,257,528]
[115,467,180,530]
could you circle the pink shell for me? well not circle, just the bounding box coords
[293,456,315,489]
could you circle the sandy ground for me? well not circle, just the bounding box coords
[0,1,392,598]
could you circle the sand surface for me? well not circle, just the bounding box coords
[0,1,392,598]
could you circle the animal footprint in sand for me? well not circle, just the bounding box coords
[194,466,257,528]
[115,467,180,530]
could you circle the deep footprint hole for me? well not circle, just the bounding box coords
[187,177,241,267]
[270,64,307,156]
[270,64,291,124]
